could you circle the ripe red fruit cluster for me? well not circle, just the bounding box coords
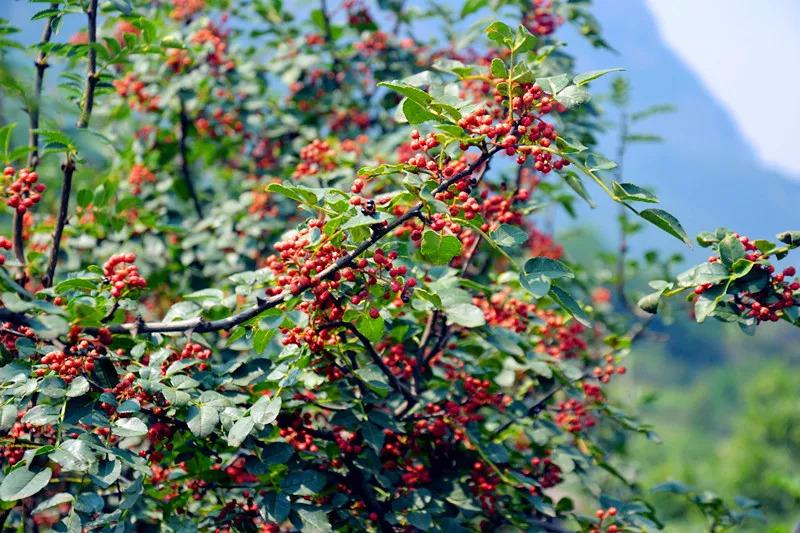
[278,413,320,452]
[591,507,620,533]
[38,336,108,382]
[113,73,160,112]
[524,0,563,36]
[555,398,596,433]
[592,354,627,383]
[0,235,10,265]
[0,321,35,353]
[103,252,147,298]
[293,139,337,178]
[192,19,235,73]
[128,164,156,195]
[3,166,46,215]
[695,233,800,323]
[2,417,56,466]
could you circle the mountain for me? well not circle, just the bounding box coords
[559,0,800,260]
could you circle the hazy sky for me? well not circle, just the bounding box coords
[645,0,800,179]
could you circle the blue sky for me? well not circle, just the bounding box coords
[645,0,800,179]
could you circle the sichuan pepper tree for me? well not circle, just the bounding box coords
[0,0,790,531]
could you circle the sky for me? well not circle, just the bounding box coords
[644,0,800,180]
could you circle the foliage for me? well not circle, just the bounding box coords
[0,0,793,531]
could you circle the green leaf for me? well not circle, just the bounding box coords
[445,302,486,328]
[485,21,514,47]
[490,58,508,78]
[556,85,591,109]
[573,68,625,86]
[420,230,462,265]
[401,98,438,125]
[586,153,617,171]
[612,182,658,203]
[355,365,391,396]
[513,24,537,53]
[694,284,727,323]
[676,262,729,287]
[719,234,746,267]
[549,285,590,326]
[520,257,573,298]
[297,508,332,533]
[461,0,488,16]
[253,328,275,354]
[227,416,255,447]
[187,405,219,437]
[377,81,431,105]
[638,208,690,245]
[562,171,595,207]
[490,224,528,249]
[0,467,52,501]
[0,123,15,162]
[112,417,148,437]
[251,395,281,426]
[32,492,73,513]
[357,315,384,343]
[535,74,570,95]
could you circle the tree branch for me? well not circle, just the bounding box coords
[42,157,75,288]
[178,97,203,218]
[43,0,98,288]
[319,321,415,404]
[76,0,99,129]
[12,4,59,274]
[95,147,501,335]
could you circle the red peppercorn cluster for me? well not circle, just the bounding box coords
[354,31,389,56]
[376,342,416,379]
[213,490,279,533]
[524,0,563,36]
[128,164,156,195]
[279,413,320,452]
[469,461,501,512]
[592,354,626,383]
[103,252,147,298]
[3,166,46,215]
[0,321,35,353]
[37,334,109,383]
[293,139,337,178]
[527,454,563,489]
[555,398,595,433]
[694,233,800,323]
[591,507,620,533]
[170,0,204,20]
[2,416,56,466]
[113,73,160,112]
[192,19,235,73]
[333,427,363,455]
[0,236,11,265]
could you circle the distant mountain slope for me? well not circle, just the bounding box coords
[560,0,800,259]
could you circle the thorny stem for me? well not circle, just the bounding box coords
[178,96,203,218]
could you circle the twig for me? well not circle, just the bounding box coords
[319,321,415,404]
[178,97,203,218]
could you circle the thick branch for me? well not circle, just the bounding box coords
[42,158,75,287]
[178,97,203,218]
[98,147,501,335]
